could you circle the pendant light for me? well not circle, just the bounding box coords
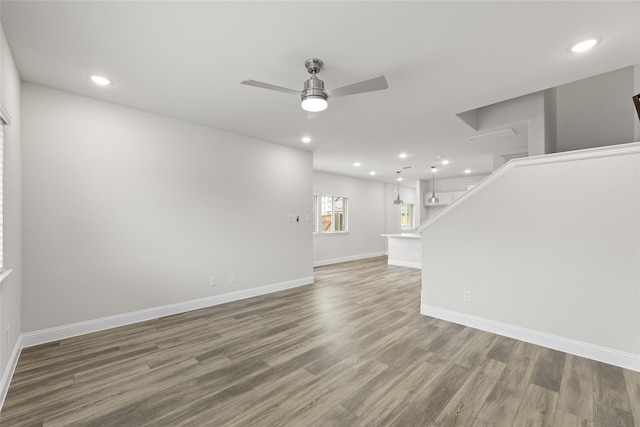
[393,171,403,205]
[427,166,439,204]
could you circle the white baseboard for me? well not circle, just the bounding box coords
[21,276,314,349]
[0,334,23,410]
[421,304,640,372]
[388,259,421,269]
[313,251,386,267]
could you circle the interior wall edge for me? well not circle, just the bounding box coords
[0,334,22,412]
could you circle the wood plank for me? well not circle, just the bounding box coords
[390,363,471,426]
[512,383,558,427]
[307,404,358,427]
[554,408,585,426]
[454,329,498,369]
[432,358,506,426]
[593,360,632,412]
[485,335,518,363]
[623,369,640,425]
[476,341,540,427]
[350,360,446,426]
[593,404,635,427]
[471,418,495,427]
[530,347,566,393]
[557,354,594,425]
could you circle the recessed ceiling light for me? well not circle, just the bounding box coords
[569,37,601,53]
[353,162,361,167]
[399,153,407,159]
[441,159,450,165]
[89,74,112,86]
[369,171,376,176]
[301,137,311,143]
[397,177,403,182]
[464,169,471,174]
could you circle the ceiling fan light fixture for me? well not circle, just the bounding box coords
[301,96,328,112]
[301,75,328,112]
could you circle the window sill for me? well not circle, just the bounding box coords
[313,231,350,236]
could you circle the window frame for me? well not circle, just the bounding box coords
[0,104,11,275]
[312,193,349,234]
[400,202,415,230]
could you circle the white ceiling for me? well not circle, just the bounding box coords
[2,1,639,185]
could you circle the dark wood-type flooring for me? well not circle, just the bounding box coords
[2,257,639,426]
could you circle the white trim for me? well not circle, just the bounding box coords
[21,276,314,348]
[417,142,640,233]
[313,231,350,236]
[421,304,640,372]
[0,334,22,410]
[0,104,11,126]
[388,259,421,269]
[313,251,386,267]
[0,269,12,285]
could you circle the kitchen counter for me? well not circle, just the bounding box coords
[381,233,422,269]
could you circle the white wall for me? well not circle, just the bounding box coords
[313,171,386,265]
[480,91,547,157]
[421,146,640,364]
[556,66,636,152]
[22,83,313,332]
[0,23,22,386]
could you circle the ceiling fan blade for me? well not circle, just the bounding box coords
[326,76,388,98]
[241,80,300,96]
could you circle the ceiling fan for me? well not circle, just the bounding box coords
[241,58,388,117]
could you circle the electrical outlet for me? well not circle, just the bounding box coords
[463,290,472,302]
[209,276,217,287]
[228,274,236,284]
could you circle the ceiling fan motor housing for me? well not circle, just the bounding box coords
[303,76,327,99]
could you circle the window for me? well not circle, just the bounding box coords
[0,106,9,273]
[401,202,414,230]
[313,194,348,233]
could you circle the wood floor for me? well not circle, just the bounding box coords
[2,257,639,426]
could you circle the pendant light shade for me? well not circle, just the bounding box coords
[393,171,403,205]
[428,166,439,204]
